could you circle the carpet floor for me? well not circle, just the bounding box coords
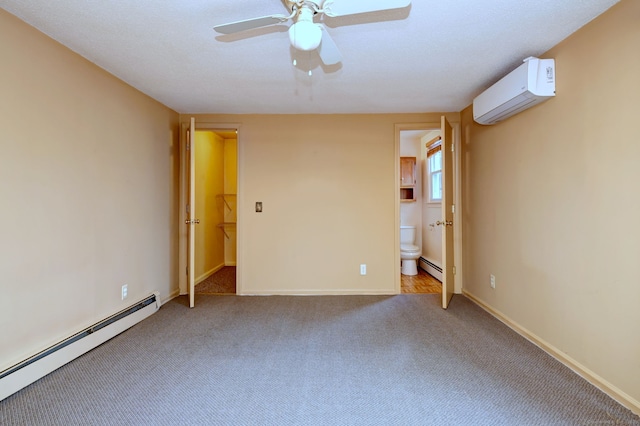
[195,266,236,295]
[1,294,638,425]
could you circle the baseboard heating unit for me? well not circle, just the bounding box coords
[419,257,443,282]
[0,292,160,402]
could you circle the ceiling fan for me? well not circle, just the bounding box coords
[213,0,412,66]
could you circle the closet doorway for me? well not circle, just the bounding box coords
[192,128,238,297]
[181,117,241,307]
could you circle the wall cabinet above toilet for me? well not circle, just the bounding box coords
[400,156,416,202]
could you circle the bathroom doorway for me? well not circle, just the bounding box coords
[399,127,442,294]
[397,118,460,303]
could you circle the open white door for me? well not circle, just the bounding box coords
[441,116,455,309]
[187,117,197,308]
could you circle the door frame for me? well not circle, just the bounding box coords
[394,119,463,296]
[178,119,243,299]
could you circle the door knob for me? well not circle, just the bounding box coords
[185,219,200,224]
[436,220,453,226]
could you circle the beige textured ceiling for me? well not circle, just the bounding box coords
[0,0,619,114]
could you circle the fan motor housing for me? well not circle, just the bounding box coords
[283,0,321,14]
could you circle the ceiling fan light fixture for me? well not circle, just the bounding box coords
[214,0,412,65]
[288,20,322,51]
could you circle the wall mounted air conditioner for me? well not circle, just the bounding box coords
[473,57,555,125]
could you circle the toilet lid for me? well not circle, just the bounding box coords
[400,244,420,252]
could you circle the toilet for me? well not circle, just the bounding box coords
[400,225,421,276]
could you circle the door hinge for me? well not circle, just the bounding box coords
[453,266,457,275]
[451,204,455,214]
[451,143,455,152]
[186,204,190,214]
[186,142,190,151]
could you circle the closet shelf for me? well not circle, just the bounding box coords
[217,222,236,239]
[216,193,237,210]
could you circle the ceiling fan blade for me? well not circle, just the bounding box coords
[214,14,290,34]
[322,0,411,17]
[318,27,342,65]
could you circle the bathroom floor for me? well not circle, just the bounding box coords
[401,268,442,294]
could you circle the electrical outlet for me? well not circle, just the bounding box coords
[490,274,496,289]
[360,264,367,275]
[255,202,262,212]
[121,284,128,300]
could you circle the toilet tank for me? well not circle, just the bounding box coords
[400,226,416,244]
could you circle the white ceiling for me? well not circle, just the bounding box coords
[0,0,619,114]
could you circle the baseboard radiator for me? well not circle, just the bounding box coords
[0,292,161,402]
[419,257,443,282]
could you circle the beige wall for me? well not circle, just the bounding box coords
[182,114,458,295]
[0,10,179,370]
[461,0,640,411]
[194,132,225,281]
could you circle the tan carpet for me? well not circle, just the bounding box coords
[195,266,236,294]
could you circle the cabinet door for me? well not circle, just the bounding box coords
[400,157,416,187]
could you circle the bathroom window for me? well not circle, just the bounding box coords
[427,144,442,202]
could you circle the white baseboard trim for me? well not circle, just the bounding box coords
[225,261,237,267]
[195,263,225,285]
[163,288,181,305]
[463,290,640,416]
